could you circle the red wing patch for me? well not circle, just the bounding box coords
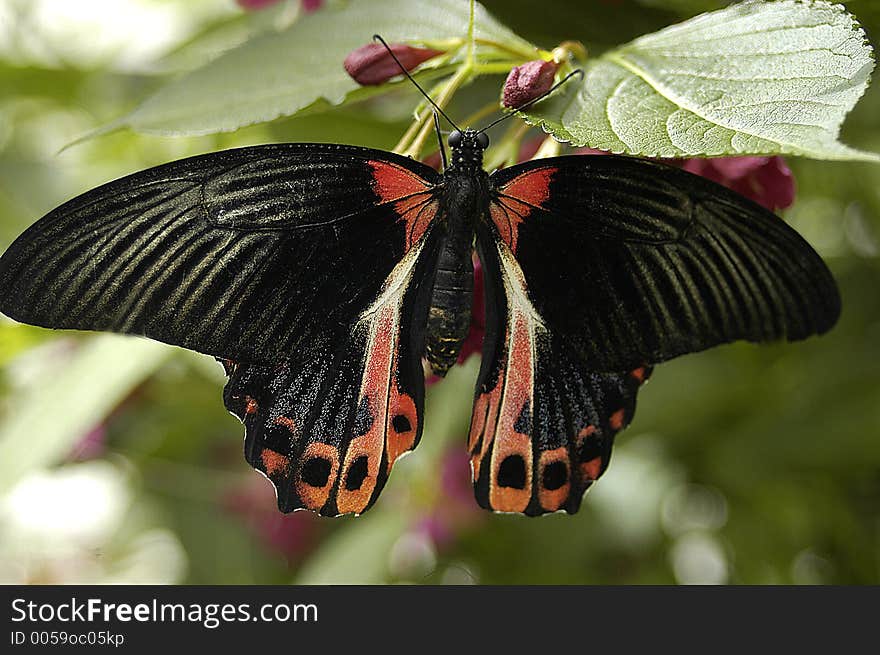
[469,239,542,514]
[490,166,556,253]
[368,160,439,249]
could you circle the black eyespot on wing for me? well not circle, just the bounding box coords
[345,456,370,491]
[302,457,332,488]
[542,461,568,491]
[498,456,527,489]
[392,414,412,433]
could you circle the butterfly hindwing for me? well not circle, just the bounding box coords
[221,230,435,515]
[0,143,444,516]
[470,224,652,515]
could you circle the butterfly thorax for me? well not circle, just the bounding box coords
[424,132,490,376]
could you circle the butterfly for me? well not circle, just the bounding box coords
[0,128,840,517]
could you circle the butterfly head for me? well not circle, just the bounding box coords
[447,128,488,172]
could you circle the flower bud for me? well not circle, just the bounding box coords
[502,60,559,108]
[237,0,323,11]
[344,43,443,86]
[236,0,283,10]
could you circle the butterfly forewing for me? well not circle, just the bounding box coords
[489,155,840,373]
[0,144,440,364]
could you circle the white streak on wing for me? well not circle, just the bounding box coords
[358,239,426,322]
[496,240,546,333]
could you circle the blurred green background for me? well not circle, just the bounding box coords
[0,0,877,585]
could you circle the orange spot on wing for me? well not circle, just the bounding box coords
[575,425,602,482]
[245,396,258,415]
[295,442,340,512]
[538,447,570,513]
[274,416,297,432]
[369,160,430,202]
[630,366,647,383]
[502,166,554,206]
[609,409,625,431]
[386,386,418,472]
[578,425,596,439]
[491,167,555,253]
[261,449,289,477]
[490,431,532,513]
[581,456,603,481]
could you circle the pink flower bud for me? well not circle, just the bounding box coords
[236,0,283,10]
[502,60,559,108]
[344,43,443,86]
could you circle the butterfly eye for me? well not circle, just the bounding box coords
[448,130,463,148]
[476,132,489,149]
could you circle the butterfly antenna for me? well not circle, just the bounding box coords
[433,111,448,170]
[372,34,461,132]
[477,68,583,135]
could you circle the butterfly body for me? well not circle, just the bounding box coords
[0,137,840,517]
[425,129,490,375]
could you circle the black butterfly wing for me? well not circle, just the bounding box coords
[489,155,840,370]
[0,143,445,515]
[0,143,443,364]
[470,154,839,515]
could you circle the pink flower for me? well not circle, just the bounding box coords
[502,60,559,109]
[301,0,323,11]
[344,43,443,86]
[677,156,796,212]
[576,148,796,212]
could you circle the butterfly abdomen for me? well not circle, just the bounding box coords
[424,172,486,376]
[425,238,473,376]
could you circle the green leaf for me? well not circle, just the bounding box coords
[0,335,169,495]
[114,0,536,136]
[529,0,880,161]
